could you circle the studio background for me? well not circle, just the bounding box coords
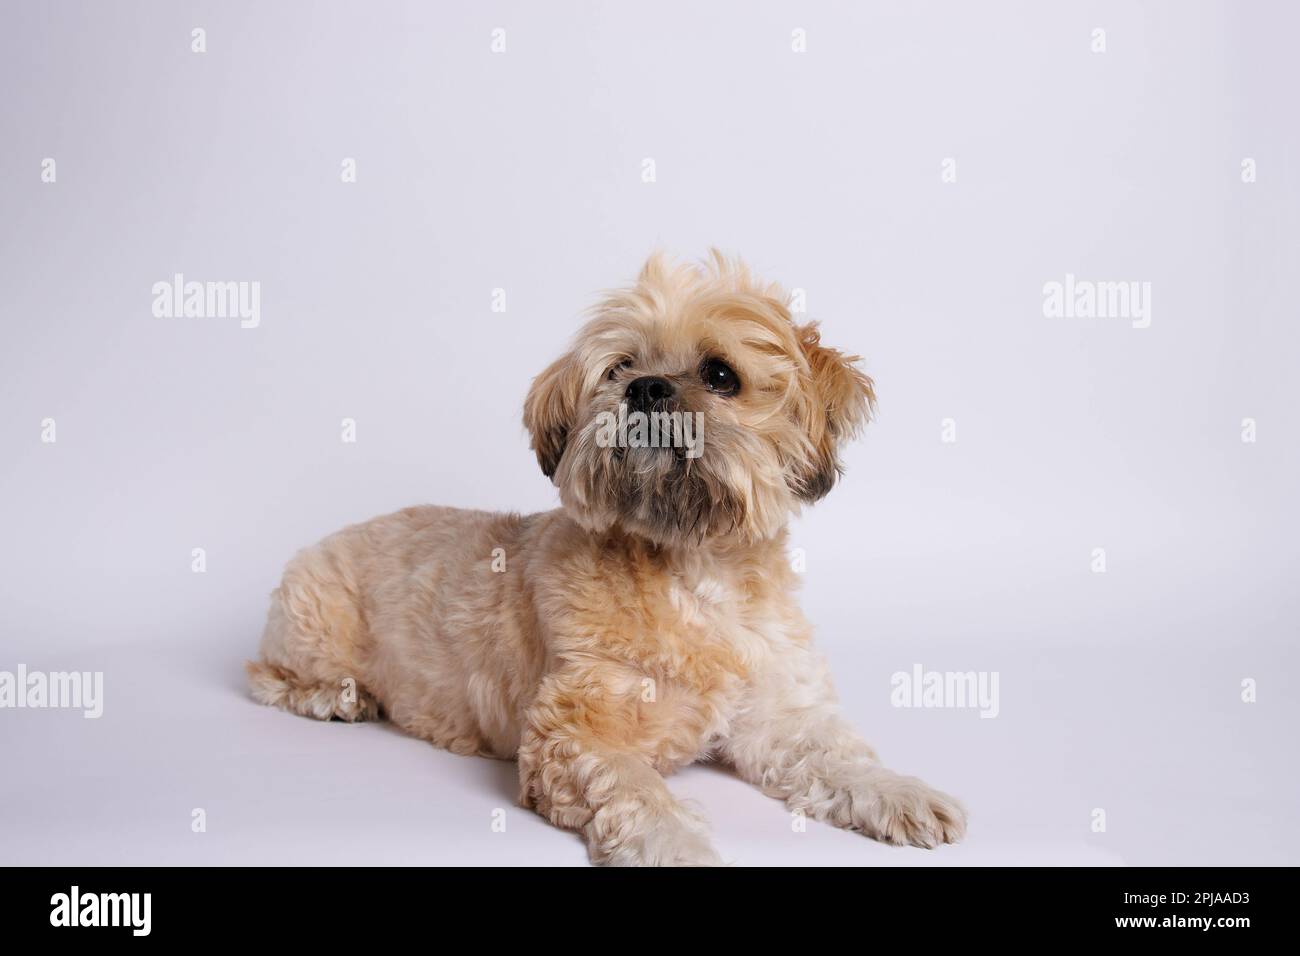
[2,1,1296,865]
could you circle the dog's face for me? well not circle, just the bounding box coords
[523,252,875,546]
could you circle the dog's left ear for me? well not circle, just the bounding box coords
[523,351,582,481]
[790,322,876,502]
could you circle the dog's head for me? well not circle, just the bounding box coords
[523,251,875,546]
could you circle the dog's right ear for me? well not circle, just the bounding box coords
[789,322,876,502]
[523,351,582,481]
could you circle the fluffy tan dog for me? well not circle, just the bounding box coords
[247,252,965,865]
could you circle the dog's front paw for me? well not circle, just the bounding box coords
[586,802,723,867]
[845,768,967,849]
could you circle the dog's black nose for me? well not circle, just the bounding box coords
[625,376,675,411]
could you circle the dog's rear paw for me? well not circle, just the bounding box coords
[847,768,967,849]
[246,660,379,722]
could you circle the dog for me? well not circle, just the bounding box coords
[246,251,966,865]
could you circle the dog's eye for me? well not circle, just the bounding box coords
[607,359,632,381]
[701,358,740,395]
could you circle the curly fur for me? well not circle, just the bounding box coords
[247,252,964,865]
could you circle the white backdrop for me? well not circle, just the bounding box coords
[1,1,1296,865]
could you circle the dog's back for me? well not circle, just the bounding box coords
[246,505,550,757]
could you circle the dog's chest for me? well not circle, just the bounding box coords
[623,570,778,763]
[549,542,794,767]
[632,567,769,678]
